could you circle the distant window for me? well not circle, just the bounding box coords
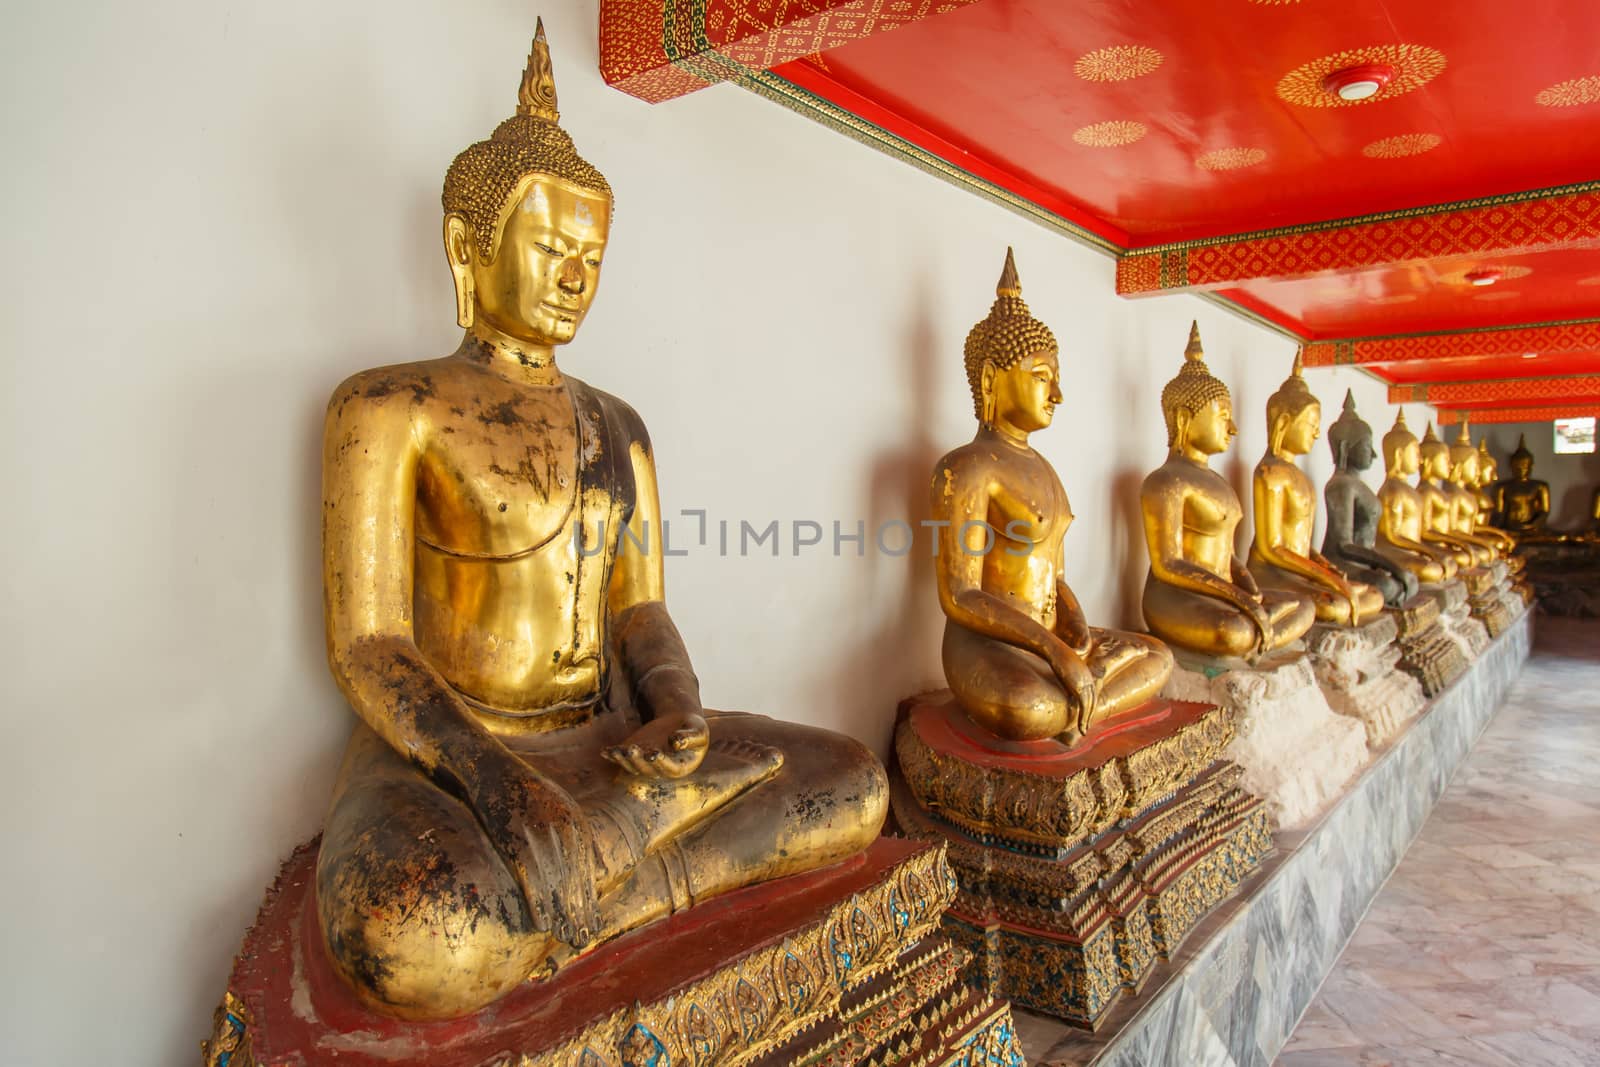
[1553,417,1596,455]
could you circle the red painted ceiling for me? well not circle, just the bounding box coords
[772,0,1600,357]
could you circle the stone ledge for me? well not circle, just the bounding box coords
[1016,606,1534,1066]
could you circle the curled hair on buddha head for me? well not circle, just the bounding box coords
[962,247,1058,423]
[442,19,613,262]
[1160,321,1231,447]
[1266,349,1318,450]
[1327,389,1372,468]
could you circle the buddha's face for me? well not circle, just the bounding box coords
[448,175,611,345]
[1187,396,1237,455]
[1512,456,1533,480]
[1480,459,1498,486]
[1279,401,1321,456]
[1343,430,1376,471]
[1421,445,1450,481]
[989,350,1062,433]
[1387,437,1420,476]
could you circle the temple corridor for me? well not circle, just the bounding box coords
[1278,618,1600,1065]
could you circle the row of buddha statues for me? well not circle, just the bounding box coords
[203,22,1531,1065]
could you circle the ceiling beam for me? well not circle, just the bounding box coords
[1438,404,1600,426]
[1389,375,1600,406]
[599,0,985,103]
[1302,319,1600,368]
[1116,184,1600,296]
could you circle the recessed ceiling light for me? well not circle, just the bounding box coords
[1522,351,1539,359]
[1322,63,1396,101]
[1464,268,1502,287]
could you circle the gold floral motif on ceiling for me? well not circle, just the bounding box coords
[1073,45,1164,82]
[1073,120,1148,147]
[1276,44,1447,107]
[1363,133,1443,158]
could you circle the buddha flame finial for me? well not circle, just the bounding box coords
[1185,319,1205,361]
[516,18,561,123]
[1455,418,1472,445]
[1422,422,1440,445]
[1342,388,1357,416]
[997,246,1021,297]
[1393,409,1409,431]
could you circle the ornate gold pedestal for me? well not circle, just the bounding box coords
[201,838,1025,1067]
[1387,592,1467,697]
[890,695,1272,1030]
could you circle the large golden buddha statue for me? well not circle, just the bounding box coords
[1418,423,1494,567]
[932,250,1171,744]
[1497,434,1557,537]
[1375,412,1458,584]
[1247,353,1383,626]
[1141,324,1314,661]
[1475,437,1504,530]
[313,25,884,1020]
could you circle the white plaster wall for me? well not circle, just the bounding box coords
[0,1,1429,1061]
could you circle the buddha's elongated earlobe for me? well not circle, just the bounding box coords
[445,215,476,329]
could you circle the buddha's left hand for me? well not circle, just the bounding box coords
[604,710,709,778]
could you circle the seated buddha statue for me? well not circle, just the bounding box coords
[1475,438,1505,531]
[1375,413,1459,584]
[1320,391,1418,609]
[1141,323,1315,662]
[1447,424,1515,556]
[932,250,1172,744]
[1247,354,1384,626]
[1496,435,1563,541]
[1418,424,1494,568]
[313,25,885,1021]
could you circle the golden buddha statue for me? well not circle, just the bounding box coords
[1497,434,1558,538]
[932,249,1172,744]
[1247,353,1383,626]
[313,24,885,1021]
[1447,423,1515,555]
[1375,412,1458,584]
[1475,437,1504,530]
[1140,324,1314,661]
[1418,423,1494,567]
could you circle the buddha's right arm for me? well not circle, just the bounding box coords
[321,382,598,943]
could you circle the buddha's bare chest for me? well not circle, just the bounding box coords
[988,455,1071,546]
[1184,472,1241,535]
[415,383,583,557]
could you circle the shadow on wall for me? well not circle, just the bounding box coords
[833,275,948,757]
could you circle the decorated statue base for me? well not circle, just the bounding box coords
[1464,562,1515,638]
[1306,616,1425,748]
[888,694,1272,1031]
[1387,592,1468,697]
[1427,580,1491,659]
[201,837,1025,1067]
[1163,650,1368,830]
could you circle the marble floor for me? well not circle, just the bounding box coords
[1277,618,1600,1066]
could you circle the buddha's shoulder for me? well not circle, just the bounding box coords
[568,377,651,448]
[326,357,459,419]
[932,441,998,479]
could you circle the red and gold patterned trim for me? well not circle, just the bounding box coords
[599,0,983,104]
[1390,374,1600,406]
[1438,404,1600,426]
[1116,183,1600,295]
[1302,319,1600,367]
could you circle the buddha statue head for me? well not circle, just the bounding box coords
[442,20,613,347]
[1161,321,1235,455]
[1419,423,1452,481]
[1510,434,1535,480]
[1382,411,1421,477]
[1265,350,1320,457]
[1327,390,1376,472]
[1448,421,1480,487]
[962,248,1061,435]
[1477,438,1499,486]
